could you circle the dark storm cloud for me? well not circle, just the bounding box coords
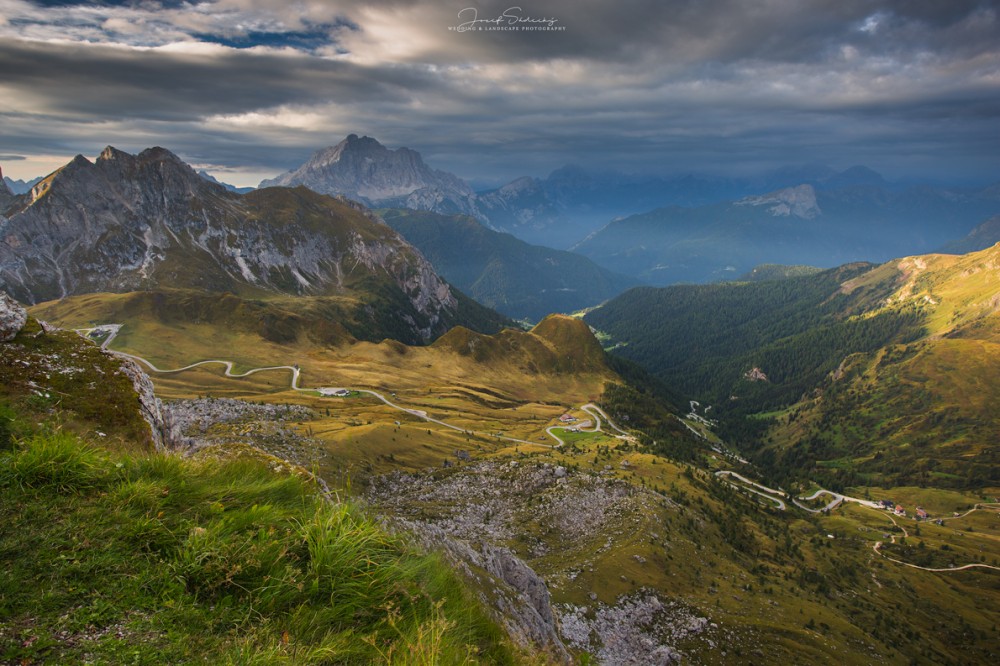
[0,40,431,121]
[0,0,997,185]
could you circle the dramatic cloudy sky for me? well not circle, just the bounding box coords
[1,0,998,187]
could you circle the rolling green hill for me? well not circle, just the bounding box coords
[380,209,639,321]
[586,244,1000,489]
[737,264,824,282]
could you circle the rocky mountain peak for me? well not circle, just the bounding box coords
[258,135,477,217]
[0,146,479,343]
[736,184,821,219]
[98,145,135,164]
[0,166,12,206]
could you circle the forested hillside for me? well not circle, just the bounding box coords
[587,246,1000,490]
[586,263,923,416]
[380,209,638,320]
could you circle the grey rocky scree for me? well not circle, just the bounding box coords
[0,291,27,342]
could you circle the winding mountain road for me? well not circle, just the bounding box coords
[713,470,788,509]
[871,511,1000,573]
[543,403,633,446]
[85,324,629,451]
[714,471,881,513]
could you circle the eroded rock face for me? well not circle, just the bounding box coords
[0,147,460,343]
[0,291,27,342]
[557,592,710,665]
[736,184,821,219]
[366,461,689,663]
[260,134,479,218]
[113,355,168,451]
[391,518,571,662]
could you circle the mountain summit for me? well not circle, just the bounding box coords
[0,146,504,343]
[259,135,478,215]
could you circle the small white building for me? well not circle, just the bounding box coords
[318,387,350,397]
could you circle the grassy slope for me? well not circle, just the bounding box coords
[587,244,1000,490]
[30,299,619,477]
[763,247,1000,489]
[0,322,517,664]
[31,288,510,355]
[21,297,1000,664]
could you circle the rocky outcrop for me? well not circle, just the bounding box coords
[367,461,683,662]
[392,518,570,662]
[112,355,169,451]
[260,135,479,217]
[0,166,14,209]
[736,184,821,219]
[0,291,27,341]
[557,592,711,665]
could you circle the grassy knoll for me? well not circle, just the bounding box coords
[0,429,516,665]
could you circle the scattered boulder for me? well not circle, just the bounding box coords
[0,291,27,342]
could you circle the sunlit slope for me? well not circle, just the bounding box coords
[587,243,1000,489]
[32,297,621,474]
[767,244,1000,488]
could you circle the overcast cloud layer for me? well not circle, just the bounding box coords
[1,0,998,186]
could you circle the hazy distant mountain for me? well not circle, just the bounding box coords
[260,134,479,217]
[197,170,254,194]
[256,136,920,254]
[572,181,1000,285]
[475,164,906,249]
[0,146,507,343]
[1,173,42,195]
[477,166,753,248]
[940,214,1000,254]
[380,209,639,321]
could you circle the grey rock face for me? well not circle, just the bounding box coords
[367,461,688,662]
[735,184,821,219]
[0,147,458,342]
[557,592,710,665]
[0,168,14,210]
[112,355,168,451]
[391,518,571,662]
[260,135,479,217]
[0,291,27,342]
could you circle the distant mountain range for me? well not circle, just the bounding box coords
[258,137,763,248]
[259,135,1000,264]
[573,183,1000,285]
[940,214,1000,254]
[379,209,638,321]
[196,170,254,194]
[7,137,999,295]
[2,173,42,195]
[0,146,506,344]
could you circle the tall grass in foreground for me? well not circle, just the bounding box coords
[0,431,514,664]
